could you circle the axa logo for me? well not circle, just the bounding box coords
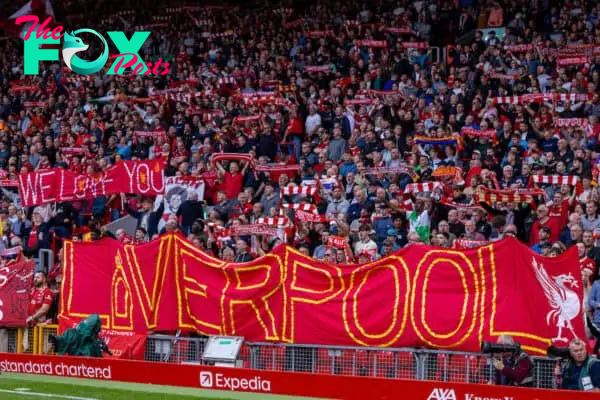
[199,371,271,392]
[16,15,171,76]
[427,388,457,400]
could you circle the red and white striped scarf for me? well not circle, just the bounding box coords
[233,114,262,125]
[241,96,293,109]
[158,92,192,104]
[401,42,428,49]
[281,185,317,197]
[134,129,166,138]
[555,118,588,128]
[0,179,19,187]
[491,93,591,105]
[256,217,289,226]
[10,85,38,92]
[284,19,305,29]
[460,127,496,139]
[273,8,294,16]
[356,40,387,48]
[282,203,318,214]
[306,31,334,38]
[23,101,45,108]
[60,147,86,155]
[385,27,416,35]
[134,23,168,30]
[530,175,580,186]
[209,32,235,40]
[404,182,443,194]
[505,44,534,52]
[474,188,533,204]
[327,235,347,248]
[230,224,279,237]
[304,65,332,73]
[368,89,404,98]
[63,76,93,84]
[211,153,253,165]
[363,165,416,179]
[295,209,328,223]
[254,164,301,174]
[218,76,238,87]
[344,98,374,106]
[557,57,590,66]
[487,72,519,80]
[327,235,353,262]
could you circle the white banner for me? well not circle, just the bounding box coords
[155,177,205,231]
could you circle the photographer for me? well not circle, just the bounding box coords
[555,338,600,391]
[485,335,534,387]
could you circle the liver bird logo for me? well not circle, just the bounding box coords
[532,258,581,342]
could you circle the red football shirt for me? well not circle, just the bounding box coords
[224,172,243,200]
[28,287,54,321]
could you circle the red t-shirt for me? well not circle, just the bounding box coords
[286,117,303,136]
[27,226,38,249]
[529,216,560,245]
[548,200,570,230]
[224,172,243,199]
[29,287,54,321]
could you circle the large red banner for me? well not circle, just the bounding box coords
[0,259,35,327]
[0,353,595,400]
[59,234,585,355]
[18,160,165,206]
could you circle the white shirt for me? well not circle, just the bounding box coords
[305,113,322,135]
[354,240,378,257]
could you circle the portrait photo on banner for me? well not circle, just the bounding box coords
[155,176,205,231]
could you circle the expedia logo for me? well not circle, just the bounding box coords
[199,371,213,388]
[199,371,271,392]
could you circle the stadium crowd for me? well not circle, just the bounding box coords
[3,0,600,361]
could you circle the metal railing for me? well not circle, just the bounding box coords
[144,336,561,389]
[0,328,561,389]
[0,325,56,355]
[37,324,58,355]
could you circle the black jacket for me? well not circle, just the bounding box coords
[176,200,204,229]
[126,202,164,239]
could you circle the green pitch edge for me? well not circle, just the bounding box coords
[0,373,327,400]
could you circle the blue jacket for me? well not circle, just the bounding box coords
[339,162,357,177]
[589,281,600,326]
[373,217,393,245]
[347,202,364,223]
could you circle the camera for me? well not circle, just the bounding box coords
[481,341,521,354]
[547,345,571,359]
